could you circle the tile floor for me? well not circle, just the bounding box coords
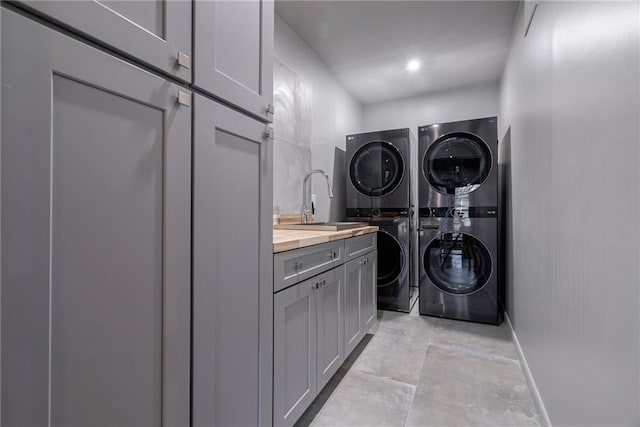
[305,308,540,426]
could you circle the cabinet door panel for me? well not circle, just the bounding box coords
[361,251,378,332]
[192,94,272,427]
[316,266,345,392]
[194,0,274,121]
[274,281,317,427]
[344,259,363,357]
[17,0,191,81]
[1,10,191,426]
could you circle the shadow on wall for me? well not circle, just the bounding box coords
[498,127,513,323]
[330,147,346,222]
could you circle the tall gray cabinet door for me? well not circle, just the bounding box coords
[316,266,345,392]
[16,0,192,81]
[1,9,191,427]
[344,258,364,357]
[361,251,378,332]
[273,280,317,427]
[193,0,274,121]
[192,94,273,427]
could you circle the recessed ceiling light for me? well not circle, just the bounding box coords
[407,60,420,72]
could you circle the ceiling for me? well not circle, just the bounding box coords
[275,1,520,105]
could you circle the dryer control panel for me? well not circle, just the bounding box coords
[419,207,497,218]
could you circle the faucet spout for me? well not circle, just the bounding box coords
[302,169,334,223]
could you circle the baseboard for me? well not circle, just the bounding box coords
[505,313,552,427]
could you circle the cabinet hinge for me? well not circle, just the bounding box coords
[265,127,275,140]
[266,103,275,115]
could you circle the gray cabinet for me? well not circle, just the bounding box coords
[274,240,344,292]
[273,235,376,426]
[361,251,378,333]
[193,0,274,121]
[1,9,191,426]
[344,248,378,357]
[273,277,318,427]
[273,266,345,427]
[344,258,364,357]
[16,0,192,81]
[192,94,273,427]
[316,266,345,392]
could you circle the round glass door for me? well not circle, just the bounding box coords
[424,232,492,295]
[350,141,404,197]
[424,132,491,195]
[377,231,404,287]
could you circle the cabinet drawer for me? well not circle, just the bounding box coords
[345,233,377,262]
[274,241,344,292]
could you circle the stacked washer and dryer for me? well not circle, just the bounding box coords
[346,129,419,313]
[418,117,504,325]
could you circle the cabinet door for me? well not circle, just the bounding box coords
[16,0,191,81]
[344,258,364,357]
[192,94,273,427]
[193,0,274,121]
[273,280,317,427]
[316,265,345,392]
[361,251,378,332]
[1,9,191,426]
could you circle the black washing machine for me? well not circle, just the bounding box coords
[348,209,418,312]
[419,207,503,325]
[418,117,497,208]
[346,128,415,211]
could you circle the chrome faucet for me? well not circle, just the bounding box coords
[301,169,334,223]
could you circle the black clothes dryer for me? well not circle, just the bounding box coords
[419,207,503,325]
[346,128,415,211]
[418,117,497,208]
[348,212,418,313]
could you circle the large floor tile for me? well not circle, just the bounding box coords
[429,318,517,360]
[378,310,436,343]
[311,370,416,427]
[352,334,428,385]
[407,342,539,426]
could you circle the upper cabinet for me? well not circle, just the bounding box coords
[193,0,274,122]
[15,0,192,82]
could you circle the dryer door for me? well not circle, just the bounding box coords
[350,141,404,197]
[423,133,491,196]
[424,232,492,295]
[377,230,405,287]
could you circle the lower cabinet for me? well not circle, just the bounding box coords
[273,265,344,427]
[273,235,377,426]
[344,250,378,357]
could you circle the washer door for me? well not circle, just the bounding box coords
[424,232,492,295]
[377,231,404,287]
[350,141,404,197]
[424,132,491,195]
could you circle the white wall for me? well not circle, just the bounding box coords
[362,81,499,133]
[499,2,639,425]
[273,15,363,222]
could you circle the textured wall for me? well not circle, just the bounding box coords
[273,15,363,221]
[499,2,640,425]
[272,57,313,215]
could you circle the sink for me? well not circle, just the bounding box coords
[274,221,367,231]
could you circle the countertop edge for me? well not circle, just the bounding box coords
[273,226,378,253]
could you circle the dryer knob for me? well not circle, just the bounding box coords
[371,208,381,217]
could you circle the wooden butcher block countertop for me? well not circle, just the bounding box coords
[273,226,378,253]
